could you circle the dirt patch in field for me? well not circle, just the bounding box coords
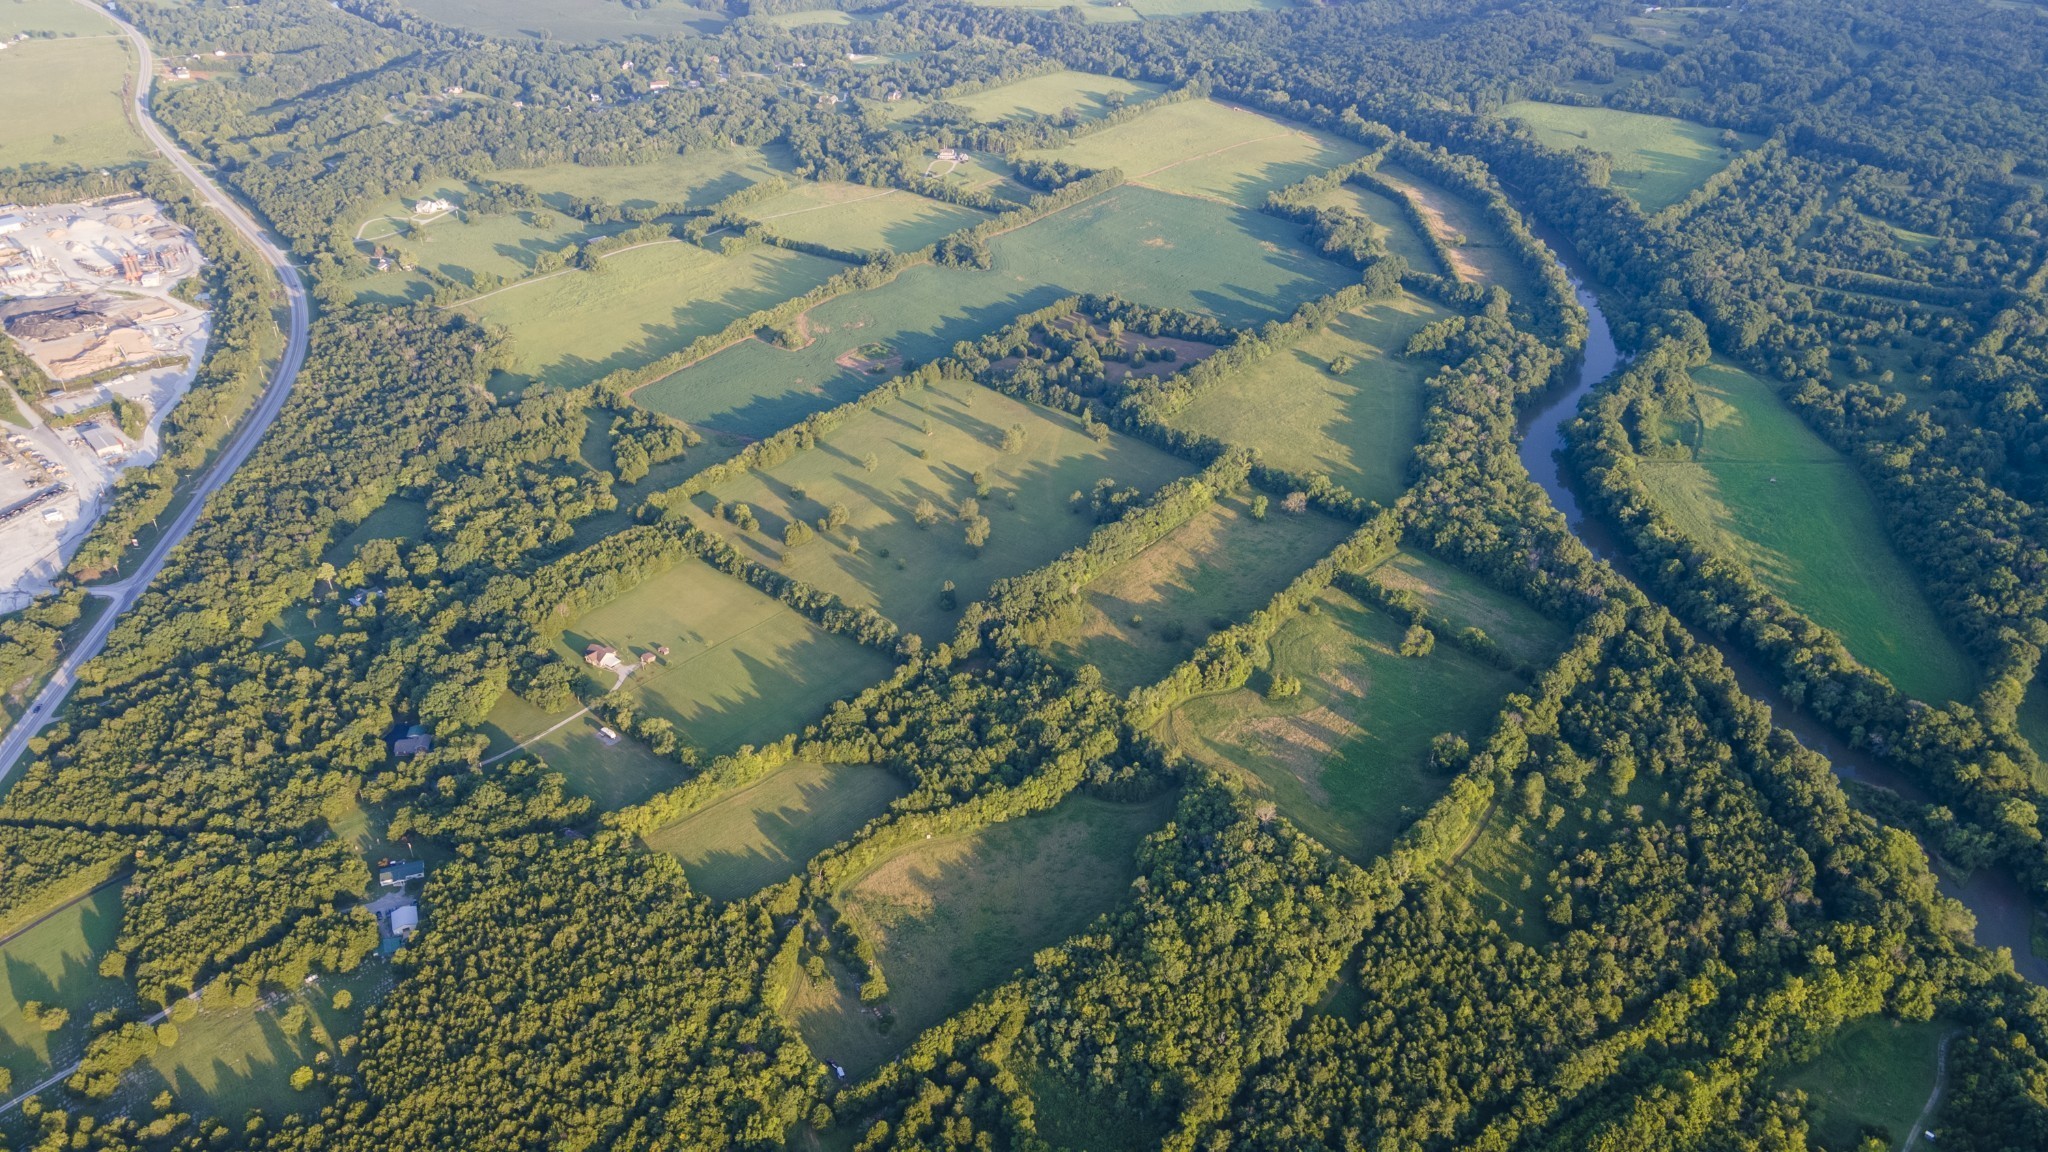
[834,343,903,375]
[1221,703,1364,803]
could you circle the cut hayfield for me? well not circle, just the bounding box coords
[1051,493,1354,691]
[1162,585,1518,863]
[642,761,908,901]
[400,0,726,41]
[0,9,150,171]
[1361,548,1569,670]
[1499,101,1758,214]
[739,182,987,254]
[1166,293,1449,505]
[0,884,127,1090]
[492,146,794,214]
[1022,99,1367,206]
[1636,360,1975,704]
[939,69,1163,124]
[691,376,1190,640]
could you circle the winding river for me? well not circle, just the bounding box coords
[1513,240,2048,982]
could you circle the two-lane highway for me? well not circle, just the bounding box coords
[0,1,313,778]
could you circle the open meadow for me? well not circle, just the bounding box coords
[635,185,1360,435]
[789,792,1176,1076]
[641,761,908,901]
[692,376,1190,640]
[491,146,793,213]
[1370,163,1536,299]
[1051,494,1353,691]
[0,884,127,1093]
[1360,548,1569,669]
[938,70,1162,124]
[1303,181,1443,271]
[0,0,149,170]
[944,0,1141,22]
[398,0,726,40]
[464,242,844,392]
[1161,584,1520,863]
[1022,98,1367,207]
[346,181,639,302]
[1166,293,1449,505]
[1636,361,1976,704]
[1776,1017,1949,1149]
[739,183,987,254]
[1499,101,1755,213]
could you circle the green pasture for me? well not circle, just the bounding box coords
[641,761,908,901]
[793,792,1175,1076]
[939,70,1162,124]
[740,183,987,254]
[1636,360,1975,704]
[947,0,1141,23]
[1052,494,1353,692]
[1778,1016,1948,1149]
[757,9,863,25]
[1162,585,1518,864]
[692,376,1189,640]
[1125,0,1292,13]
[0,3,149,171]
[464,242,843,391]
[1371,163,1536,299]
[635,185,1359,435]
[491,146,794,213]
[398,0,726,40]
[321,498,429,568]
[483,695,690,815]
[1166,294,1447,505]
[1303,181,1442,271]
[0,884,127,1091]
[1499,102,1755,214]
[345,181,639,303]
[1022,98,1366,206]
[1362,548,1568,670]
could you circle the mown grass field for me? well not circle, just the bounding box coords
[1362,548,1569,669]
[321,498,429,567]
[1022,98,1366,207]
[1052,494,1353,691]
[789,792,1176,1076]
[400,0,726,40]
[1371,163,1537,299]
[482,694,690,814]
[492,146,794,213]
[0,884,127,1092]
[1778,1017,1948,1149]
[1499,101,1755,214]
[1166,294,1448,505]
[947,0,1141,23]
[345,181,638,303]
[464,242,844,391]
[641,761,908,901]
[1636,360,1976,704]
[739,183,987,254]
[692,376,1189,640]
[940,69,1162,123]
[1162,585,1519,863]
[0,0,149,171]
[635,185,1359,435]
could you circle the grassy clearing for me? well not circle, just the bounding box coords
[464,242,844,391]
[1371,163,1535,299]
[483,696,690,815]
[321,498,429,567]
[0,884,127,1091]
[758,9,863,25]
[1498,102,1755,214]
[1162,585,1518,864]
[740,183,987,254]
[636,185,1359,435]
[0,0,149,171]
[1125,0,1292,13]
[1303,182,1441,272]
[1052,494,1353,692]
[943,70,1162,124]
[1361,548,1569,670]
[345,182,638,303]
[398,0,726,40]
[492,146,794,213]
[2020,678,2048,788]
[792,792,1176,1076]
[1636,360,1975,704]
[692,376,1190,640]
[1022,98,1366,207]
[950,0,1141,22]
[1778,1017,1948,1149]
[1166,294,1447,505]
[642,761,908,901]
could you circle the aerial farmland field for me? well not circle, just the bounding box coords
[1021,98,1367,206]
[1499,101,1757,213]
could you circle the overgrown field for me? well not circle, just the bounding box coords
[690,376,1190,640]
[635,185,1359,435]
[1051,494,1353,691]
[641,761,908,901]
[1371,163,1536,298]
[1161,584,1520,863]
[0,0,149,170]
[1500,101,1755,213]
[789,792,1177,1076]
[1022,98,1367,206]
[397,0,726,40]
[1776,1017,1948,1149]
[739,183,986,254]
[464,242,844,391]
[1636,361,1976,703]
[1166,294,1449,505]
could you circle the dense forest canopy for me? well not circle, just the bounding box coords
[0,0,2045,1149]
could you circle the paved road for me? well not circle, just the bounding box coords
[0,1,312,780]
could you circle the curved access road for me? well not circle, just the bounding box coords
[0,1,312,779]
